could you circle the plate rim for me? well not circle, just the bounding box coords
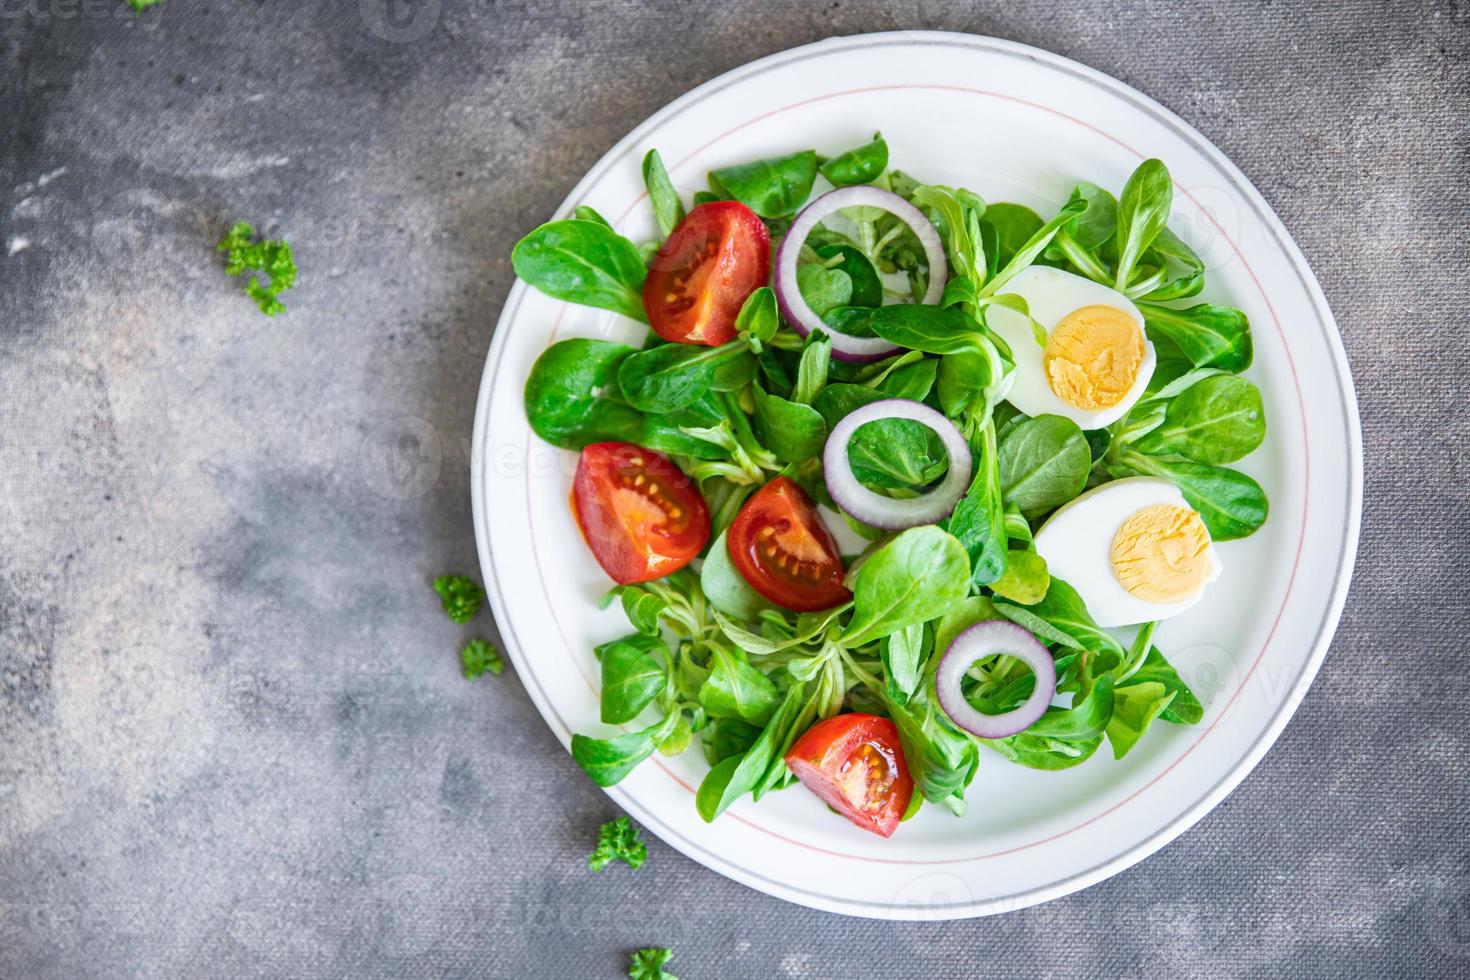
[470,29,1364,918]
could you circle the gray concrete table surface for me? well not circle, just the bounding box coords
[1,1,1466,977]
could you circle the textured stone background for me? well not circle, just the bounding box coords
[2,1,1467,977]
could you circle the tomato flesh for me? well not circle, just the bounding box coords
[572,442,710,585]
[643,201,770,347]
[727,476,850,612]
[785,713,914,838]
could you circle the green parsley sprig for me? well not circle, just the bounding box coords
[216,221,297,316]
[588,816,646,872]
[460,639,503,680]
[628,948,677,980]
[433,575,484,625]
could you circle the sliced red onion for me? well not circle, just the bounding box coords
[822,399,972,530]
[936,621,1057,739]
[774,186,948,363]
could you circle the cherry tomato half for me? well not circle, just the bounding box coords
[572,442,710,585]
[785,713,914,838]
[643,201,770,347]
[727,476,850,612]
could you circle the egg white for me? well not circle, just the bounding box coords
[986,266,1156,429]
[1032,477,1222,629]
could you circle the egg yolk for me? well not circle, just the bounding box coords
[1110,504,1212,603]
[1043,304,1145,410]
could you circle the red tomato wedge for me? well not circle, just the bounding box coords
[727,476,851,612]
[572,442,710,585]
[643,201,770,347]
[785,713,914,838]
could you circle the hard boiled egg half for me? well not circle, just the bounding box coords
[1033,477,1222,628]
[986,266,1156,429]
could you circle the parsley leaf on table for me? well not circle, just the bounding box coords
[628,947,677,980]
[460,639,503,680]
[129,0,163,10]
[433,575,484,624]
[216,221,297,316]
[588,816,646,872]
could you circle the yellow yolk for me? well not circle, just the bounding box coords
[1043,304,1146,410]
[1110,504,1212,603]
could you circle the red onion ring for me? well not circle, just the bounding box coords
[936,621,1057,739]
[822,399,972,530]
[774,186,948,363]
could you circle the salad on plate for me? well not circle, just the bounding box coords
[510,133,1267,838]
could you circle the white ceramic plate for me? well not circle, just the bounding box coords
[470,31,1361,919]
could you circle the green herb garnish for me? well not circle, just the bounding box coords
[459,639,502,680]
[628,948,677,980]
[217,221,297,316]
[588,816,647,872]
[433,575,484,624]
